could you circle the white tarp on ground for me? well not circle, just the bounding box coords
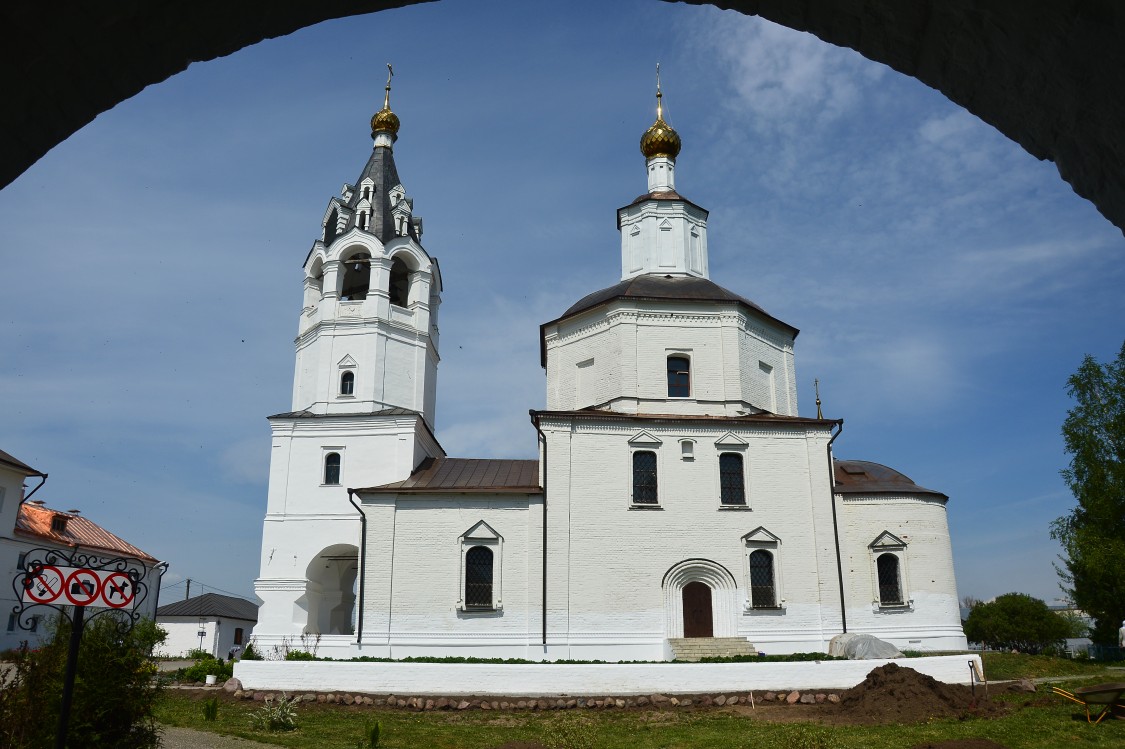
[828,633,904,660]
[235,654,981,696]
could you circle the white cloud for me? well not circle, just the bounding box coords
[695,12,881,133]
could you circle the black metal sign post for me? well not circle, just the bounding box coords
[10,547,164,749]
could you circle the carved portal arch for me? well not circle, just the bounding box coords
[662,558,738,638]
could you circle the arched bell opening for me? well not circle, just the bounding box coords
[388,256,411,307]
[340,252,371,301]
[304,257,325,306]
[303,544,358,636]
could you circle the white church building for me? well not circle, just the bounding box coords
[252,76,967,661]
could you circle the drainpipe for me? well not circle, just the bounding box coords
[826,420,846,633]
[529,410,547,648]
[18,473,47,505]
[346,489,366,644]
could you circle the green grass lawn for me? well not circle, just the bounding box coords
[156,655,1125,749]
[980,651,1123,680]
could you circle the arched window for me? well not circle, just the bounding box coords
[632,451,658,505]
[719,453,745,505]
[877,553,903,605]
[667,356,690,397]
[339,371,354,395]
[748,549,776,608]
[464,546,493,608]
[324,453,341,486]
[388,257,410,307]
[340,253,371,301]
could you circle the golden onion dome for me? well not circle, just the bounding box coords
[370,63,400,141]
[640,113,681,160]
[640,67,680,160]
[370,105,400,139]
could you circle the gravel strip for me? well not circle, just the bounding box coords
[160,726,273,749]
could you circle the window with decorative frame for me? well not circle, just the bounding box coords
[869,531,910,608]
[339,370,355,396]
[458,520,503,611]
[742,527,783,611]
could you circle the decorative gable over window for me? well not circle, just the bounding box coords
[627,430,662,446]
[714,432,747,449]
[869,531,907,551]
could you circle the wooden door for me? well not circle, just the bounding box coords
[682,581,714,638]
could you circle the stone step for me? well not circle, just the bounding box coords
[667,637,757,662]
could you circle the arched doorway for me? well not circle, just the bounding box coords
[302,544,359,635]
[682,581,713,638]
[662,558,738,639]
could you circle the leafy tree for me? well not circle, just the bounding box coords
[0,615,166,749]
[963,592,1070,653]
[1050,341,1125,643]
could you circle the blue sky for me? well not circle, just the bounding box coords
[1,0,1122,608]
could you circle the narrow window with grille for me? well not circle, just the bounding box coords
[632,451,658,504]
[749,549,776,608]
[464,546,494,608]
[877,553,903,605]
[340,371,355,395]
[719,453,745,505]
[324,453,341,485]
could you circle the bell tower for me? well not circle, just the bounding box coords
[292,66,441,427]
[253,68,445,650]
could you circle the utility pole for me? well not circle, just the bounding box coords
[185,578,191,601]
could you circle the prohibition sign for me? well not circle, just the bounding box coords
[64,568,101,606]
[24,564,64,604]
[102,572,135,608]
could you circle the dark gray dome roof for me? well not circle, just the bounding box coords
[559,274,798,336]
[833,460,947,499]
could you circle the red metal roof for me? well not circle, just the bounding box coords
[15,503,158,562]
[356,457,541,494]
[833,460,947,500]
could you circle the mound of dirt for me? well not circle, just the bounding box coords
[835,663,1002,723]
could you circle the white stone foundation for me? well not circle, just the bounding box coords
[235,654,982,696]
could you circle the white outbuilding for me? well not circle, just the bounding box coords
[155,592,258,659]
[251,77,967,661]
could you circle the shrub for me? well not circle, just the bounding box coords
[248,693,299,731]
[0,615,166,749]
[241,641,260,660]
[186,648,211,660]
[284,649,317,661]
[177,655,233,683]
